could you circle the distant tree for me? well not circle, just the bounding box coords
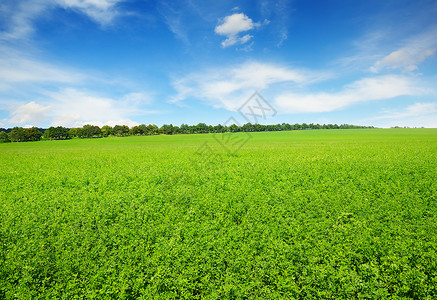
[101,125,113,137]
[159,124,174,135]
[213,124,225,133]
[44,126,70,140]
[265,125,276,131]
[146,124,159,135]
[281,123,292,131]
[8,127,27,142]
[229,124,240,132]
[43,127,55,140]
[0,131,10,143]
[130,125,141,136]
[242,123,254,132]
[78,125,101,138]
[113,125,129,137]
[8,127,42,142]
[26,127,43,141]
[188,125,196,134]
[138,124,148,135]
[180,124,190,134]
[195,123,208,133]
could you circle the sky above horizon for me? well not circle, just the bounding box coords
[1,0,436,128]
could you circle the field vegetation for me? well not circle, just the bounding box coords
[0,129,436,298]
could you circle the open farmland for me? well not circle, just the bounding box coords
[0,129,436,298]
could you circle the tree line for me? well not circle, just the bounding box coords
[0,123,374,143]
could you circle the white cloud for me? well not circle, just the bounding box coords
[221,34,253,48]
[56,0,124,25]
[275,75,426,113]
[0,0,124,41]
[368,102,437,128]
[2,88,151,128]
[371,48,436,73]
[45,88,143,127]
[171,61,323,110]
[0,46,83,88]
[374,102,437,120]
[215,13,263,48]
[215,13,256,36]
[5,101,51,125]
[370,28,437,73]
[0,0,48,40]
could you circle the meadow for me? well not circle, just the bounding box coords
[0,129,436,299]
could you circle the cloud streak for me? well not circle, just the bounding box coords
[0,46,83,89]
[171,61,325,110]
[275,75,426,113]
[0,0,125,41]
[368,102,437,128]
[258,0,293,46]
[56,0,124,25]
[373,102,437,120]
[2,88,152,128]
[369,27,437,73]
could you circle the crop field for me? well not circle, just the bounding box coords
[0,129,436,299]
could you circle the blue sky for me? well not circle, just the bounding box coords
[0,0,436,128]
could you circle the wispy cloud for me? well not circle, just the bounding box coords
[56,0,124,25]
[258,0,293,46]
[0,0,125,41]
[158,1,190,45]
[335,30,388,72]
[0,0,48,40]
[0,45,83,90]
[215,13,265,48]
[374,102,437,120]
[338,25,437,75]
[171,61,325,110]
[368,102,437,128]
[275,75,427,113]
[370,27,437,73]
[2,88,153,128]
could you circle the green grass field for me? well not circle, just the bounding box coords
[1,129,436,299]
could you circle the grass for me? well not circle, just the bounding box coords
[1,129,436,298]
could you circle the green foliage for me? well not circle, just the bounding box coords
[159,124,175,135]
[80,124,102,138]
[0,131,10,143]
[0,129,436,298]
[113,125,130,137]
[68,127,81,138]
[8,127,27,142]
[101,125,113,137]
[8,126,42,142]
[3,123,374,143]
[43,126,71,140]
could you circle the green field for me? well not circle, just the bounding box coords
[1,129,436,298]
